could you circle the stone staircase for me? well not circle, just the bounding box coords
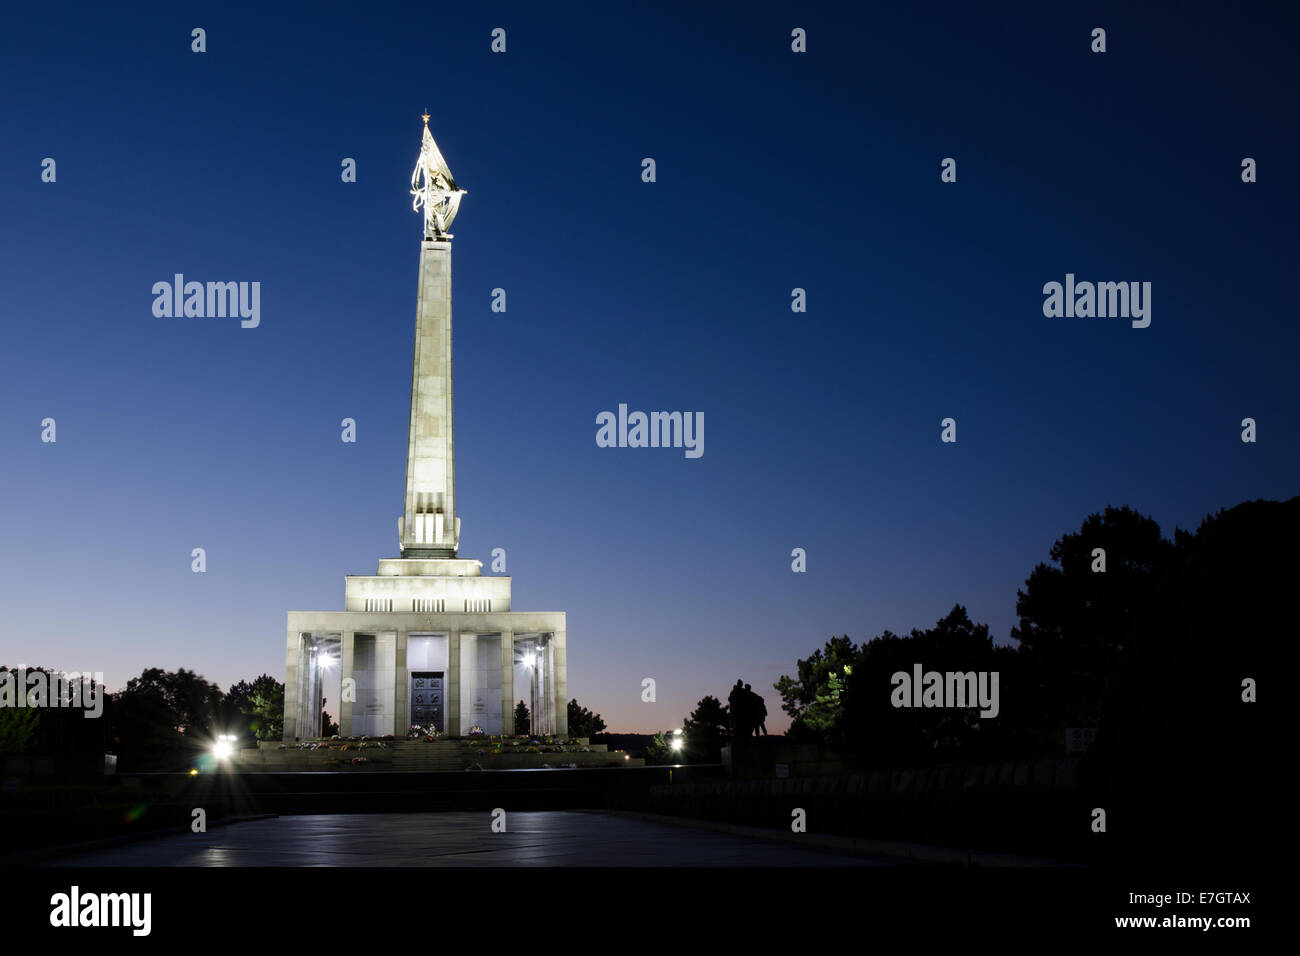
[388,740,466,772]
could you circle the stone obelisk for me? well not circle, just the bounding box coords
[399,112,467,558]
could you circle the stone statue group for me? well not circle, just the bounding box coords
[729,679,769,738]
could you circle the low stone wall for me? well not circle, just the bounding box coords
[0,754,117,778]
[663,756,1083,798]
[622,757,1093,863]
[466,753,643,769]
[234,737,641,771]
[723,740,845,778]
[262,736,598,748]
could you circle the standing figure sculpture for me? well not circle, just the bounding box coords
[746,683,768,736]
[729,679,751,740]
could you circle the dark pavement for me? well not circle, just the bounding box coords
[47,810,914,866]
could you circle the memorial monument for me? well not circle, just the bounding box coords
[282,115,568,740]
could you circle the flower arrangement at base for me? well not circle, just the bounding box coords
[467,725,485,737]
[351,756,369,765]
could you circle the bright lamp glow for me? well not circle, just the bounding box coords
[671,736,684,750]
[213,734,236,760]
[523,652,536,668]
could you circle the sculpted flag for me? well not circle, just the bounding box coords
[411,115,465,239]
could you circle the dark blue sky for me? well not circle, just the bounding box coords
[2,2,1296,732]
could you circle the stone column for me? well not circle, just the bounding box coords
[283,628,302,741]
[400,240,458,556]
[531,650,540,734]
[394,630,408,738]
[500,629,514,736]
[446,629,460,736]
[554,627,568,736]
[460,631,476,734]
[301,639,320,738]
[339,630,355,737]
[310,649,324,737]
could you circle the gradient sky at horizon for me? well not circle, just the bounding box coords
[2,2,1297,733]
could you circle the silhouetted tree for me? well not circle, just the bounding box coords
[0,667,107,756]
[110,668,223,770]
[321,699,339,737]
[0,706,40,755]
[224,674,285,741]
[842,605,1022,765]
[514,700,531,736]
[1095,497,1290,865]
[682,695,731,762]
[774,635,857,740]
[1011,505,1174,733]
[774,607,1023,761]
[642,731,673,764]
[566,698,606,737]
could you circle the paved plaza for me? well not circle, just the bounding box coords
[49,811,913,867]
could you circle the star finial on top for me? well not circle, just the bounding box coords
[421,110,430,126]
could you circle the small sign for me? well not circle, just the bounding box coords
[1066,728,1097,753]
[775,763,789,778]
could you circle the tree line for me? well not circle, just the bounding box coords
[652,497,1285,787]
[0,669,285,771]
